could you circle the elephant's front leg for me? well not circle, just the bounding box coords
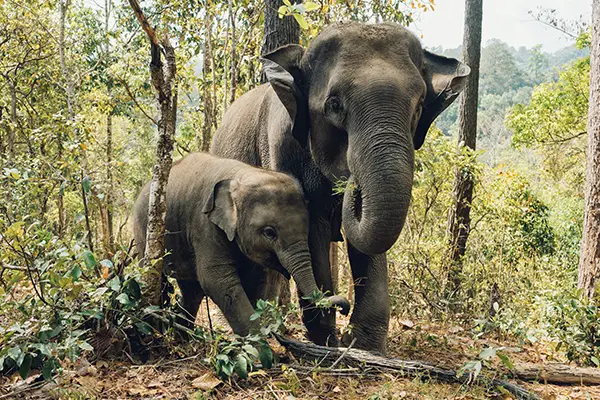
[198,260,258,336]
[343,242,389,353]
[301,215,339,346]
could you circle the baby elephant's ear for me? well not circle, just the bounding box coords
[202,180,239,241]
[414,50,471,150]
[261,44,309,147]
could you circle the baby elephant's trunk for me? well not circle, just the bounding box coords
[278,241,350,315]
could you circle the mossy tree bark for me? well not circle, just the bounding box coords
[129,0,177,305]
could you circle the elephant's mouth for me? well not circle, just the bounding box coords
[272,260,292,280]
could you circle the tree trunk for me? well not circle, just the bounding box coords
[7,78,16,160]
[446,0,483,300]
[103,111,115,257]
[228,0,237,104]
[104,0,114,257]
[57,0,72,239]
[578,0,600,299]
[129,0,177,306]
[260,0,301,82]
[200,8,214,152]
[330,242,339,293]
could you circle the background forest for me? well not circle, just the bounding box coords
[0,0,597,398]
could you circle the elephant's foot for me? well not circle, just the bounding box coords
[302,308,340,347]
[341,323,387,354]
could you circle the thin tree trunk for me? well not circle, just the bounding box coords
[222,10,230,114]
[129,0,177,306]
[57,0,72,238]
[200,9,214,152]
[446,0,483,300]
[104,0,114,257]
[7,78,16,159]
[330,242,339,293]
[103,111,115,256]
[59,0,74,120]
[229,0,237,104]
[578,0,600,299]
[258,0,303,304]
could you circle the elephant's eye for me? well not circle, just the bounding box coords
[325,96,344,114]
[262,226,278,241]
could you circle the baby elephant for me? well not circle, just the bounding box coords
[133,152,350,337]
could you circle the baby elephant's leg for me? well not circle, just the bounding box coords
[199,262,258,336]
[176,279,204,328]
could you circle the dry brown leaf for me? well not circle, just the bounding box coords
[399,319,415,329]
[191,372,222,391]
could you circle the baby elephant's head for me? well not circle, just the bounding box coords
[202,171,349,315]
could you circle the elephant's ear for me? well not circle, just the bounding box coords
[202,179,239,242]
[261,44,309,147]
[414,50,471,150]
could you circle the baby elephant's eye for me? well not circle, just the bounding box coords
[325,96,344,114]
[262,226,278,241]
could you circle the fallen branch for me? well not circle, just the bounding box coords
[513,362,600,385]
[275,334,539,400]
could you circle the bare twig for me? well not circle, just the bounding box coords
[329,337,356,369]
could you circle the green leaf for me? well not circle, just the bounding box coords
[108,276,121,292]
[124,279,141,300]
[19,354,32,379]
[278,5,288,17]
[135,321,153,335]
[7,347,23,365]
[258,344,273,369]
[234,354,248,379]
[304,1,319,11]
[82,250,97,269]
[282,0,292,6]
[79,341,94,352]
[70,265,82,281]
[42,358,56,380]
[479,347,497,361]
[243,344,259,358]
[82,176,91,194]
[249,312,261,321]
[497,352,514,370]
[116,293,130,305]
[591,356,600,367]
[221,361,234,377]
[292,13,309,30]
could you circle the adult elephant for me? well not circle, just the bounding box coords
[211,22,469,352]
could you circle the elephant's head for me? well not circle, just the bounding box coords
[262,22,470,255]
[202,173,350,315]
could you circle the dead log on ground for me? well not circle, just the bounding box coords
[275,335,539,400]
[513,362,600,385]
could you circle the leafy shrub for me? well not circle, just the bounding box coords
[538,292,600,366]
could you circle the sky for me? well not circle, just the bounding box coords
[410,0,592,52]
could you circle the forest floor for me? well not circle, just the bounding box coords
[2,303,599,400]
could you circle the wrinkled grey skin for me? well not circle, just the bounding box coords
[211,22,469,352]
[133,153,350,337]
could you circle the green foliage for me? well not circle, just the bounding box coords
[457,346,514,382]
[507,57,590,148]
[538,292,600,366]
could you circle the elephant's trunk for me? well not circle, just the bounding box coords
[342,115,415,255]
[278,241,350,314]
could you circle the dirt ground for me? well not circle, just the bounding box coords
[2,304,600,400]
